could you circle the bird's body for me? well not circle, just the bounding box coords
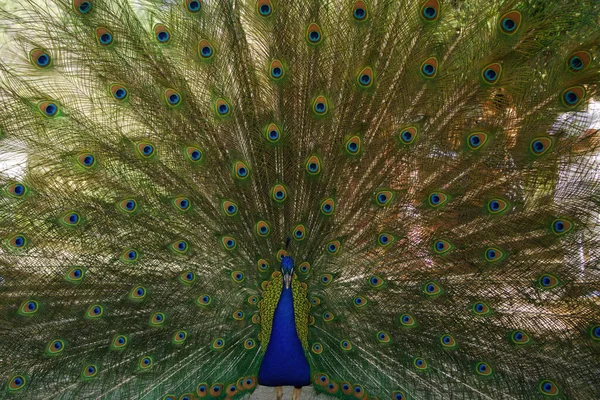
[0,0,600,399]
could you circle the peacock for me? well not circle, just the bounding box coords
[1,0,600,399]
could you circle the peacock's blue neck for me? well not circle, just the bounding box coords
[258,285,311,387]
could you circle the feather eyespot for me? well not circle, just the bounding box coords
[66,267,84,283]
[539,380,559,396]
[242,377,257,389]
[271,184,288,203]
[375,189,395,206]
[220,200,238,217]
[110,84,128,101]
[530,137,552,156]
[340,382,352,395]
[212,338,225,349]
[257,258,269,272]
[198,39,214,59]
[320,274,333,285]
[399,126,418,145]
[136,142,156,158]
[186,0,202,13]
[472,302,491,315]
[118,199,137,214]
[77,153,96,168]
[172,330,188,345]
[96,27,114,46]
[485,247,504,262]
[82,364,98,379]
[8,375,26,391]
[276,250,288,261]
[129,286,147,300]
[170,240,189,254]
[340,340,352,350]
[154,24,171,43]
[312,342,323,354]
[377,331,390,343]
[353,296,368,308]
[511,330,530,345]
[326,240,340,255]
[487,198,508,214]
[392,392,406,400]
[552,218,572,235]
[216,98,230,116]
[428,192,448,207]
[6,182,27,198]
[433,239,451,254]
[264,123,281,143]
[73,0,92,14]
[47,339,65,355]
[312,95,328,114]
[378,233,394,247]
[233,161,250,180]
[370,275,384,287]
[293,224,307,241]
[7,234,27,250]
[221,236,237,251]
[120,249,139,263]
[306,23,323,44]
[165,89,182,107]
[30,49,52,68]
[320,197,335,215]
[173,197,191,212]
[499,11,521,34]
[562,86,585,107]
[197,295,211,306]
[150,312,166,326]
[538,274,559,289]
[424,281,441,296]
[59,211,81,227]
[345,136,361,155]
[257,0,273,16]
[233,310,244,320]
[357,67,373,87]
[269,59,284,80]
[482,63,501,84]
[467,132,488,150]
[111,335,128,350]
[440,334,456,348]
[420,0,439,21]
[244,338,256,349]
[475,361,492,376]
[231,271,244,282]
[567,51,591,72]
[420,57,438,78]
[305,156,322,175]
[39,101,59,117]
[323,311,335,321]
[197,383,209,397]
[400,313,416,327]
[353,1,368,21]
[180,271,196,285]
[19,300,39,316]
[414,357,427,370]
[86,304,103,319]
[298,261,310,274]
[139,356,153,369]
[185,146,202,163]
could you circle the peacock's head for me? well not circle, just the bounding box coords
[281,255,294,289]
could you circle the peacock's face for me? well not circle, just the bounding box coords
[281,256,294,289]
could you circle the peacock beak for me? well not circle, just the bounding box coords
[283,271,292,289]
